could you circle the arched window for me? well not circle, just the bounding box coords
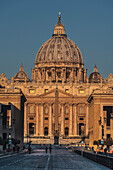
[45,107,48,115]
[65,127,69,136]
[44,127,48,136]
[65,107,69,114]
[30,106,34,114]
[80,106,83,114]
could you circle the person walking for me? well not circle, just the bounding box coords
[45,146,48,153]
[28,146,31,154]
[49,145,52,153]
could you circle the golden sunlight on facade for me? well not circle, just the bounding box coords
[0,14,113,147]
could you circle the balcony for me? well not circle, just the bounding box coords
[28,113,36,117]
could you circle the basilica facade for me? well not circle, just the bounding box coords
[0,15,113,147]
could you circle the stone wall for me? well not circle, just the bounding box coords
[74,149,113,169]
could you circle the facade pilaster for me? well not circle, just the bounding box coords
[36,104,39,136]
[110,113,113,139]
[24,102,28,137]
[86,104,89,136]
[69,104,73,136]
[49,104,52,136]
[40,103,44,136]
[61,104,64,136]
[73,104,77,135]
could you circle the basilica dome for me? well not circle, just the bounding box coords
[32,14,87,83]
[35,15,84,68]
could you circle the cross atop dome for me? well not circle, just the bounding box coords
[93,65,98,72]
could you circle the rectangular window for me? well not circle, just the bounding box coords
[45,117,48,120]
[29,89,35,93]
[30,118,34,120]
[107,134,110,139]
[29,123,34,135]
[65,89,69,93]
[7,110,11,128]
[79,118,84,120]
[79,90,84,94]
[45,89,48,93]
[65,118,69,120]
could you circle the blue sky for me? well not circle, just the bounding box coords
[0,0,113,80]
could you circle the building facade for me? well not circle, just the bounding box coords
[0,84,25,151]
[0,15,113,146]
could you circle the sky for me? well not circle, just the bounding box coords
[0,0,113,80]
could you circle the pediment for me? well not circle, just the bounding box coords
[39,88,74,98]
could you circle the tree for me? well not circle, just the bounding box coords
[105,138,113,147]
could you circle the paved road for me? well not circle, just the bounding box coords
[0,147,110,170]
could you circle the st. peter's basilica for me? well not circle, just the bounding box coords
[0,14,113,147]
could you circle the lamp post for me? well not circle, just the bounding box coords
[98,117,104,143]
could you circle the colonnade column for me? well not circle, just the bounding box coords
[24,102,27,137]
[49,104,52,136]
[73,104,77,135]
[86,104,89,136]
[36,104,39,136]
[40,104,44,136]
[61,104,64,136]
[69,104,73,136]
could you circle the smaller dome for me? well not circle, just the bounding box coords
[89,65,102,83]
[14,65,30,82]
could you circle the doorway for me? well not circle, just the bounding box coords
[54,136,59,145]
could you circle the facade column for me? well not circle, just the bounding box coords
[110,113,113,139]
[40,104,44,136]
[24,102,27,137]
[99,104,103,139]
[61,104,64,136]
[49,104,52,136]
[73,104,77,135]
[69,104,73,136]
[86,104,89,136]
[103,110,107,139]
[36,104,39,136]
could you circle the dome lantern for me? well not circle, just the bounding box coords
[53,13,66,36]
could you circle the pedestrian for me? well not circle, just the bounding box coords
[17,146,19,153]
[49,145,52,153]
[13,146,15,153]
[28,146,31,154]
[45,146,48,153]
[104,148,107,156]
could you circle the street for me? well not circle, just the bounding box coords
[0,146,110,170]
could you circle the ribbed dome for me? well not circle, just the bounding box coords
[35,15,84,67]
[35,37,83,64]
[14,65,30,82]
